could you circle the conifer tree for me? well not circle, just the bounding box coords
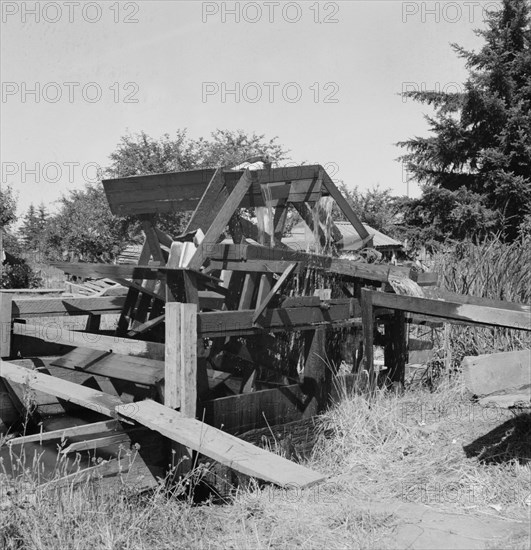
[398,0,531,245]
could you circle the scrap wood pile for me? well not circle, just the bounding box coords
[1,161,530,494]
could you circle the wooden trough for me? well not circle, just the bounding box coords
[1,162,529,493]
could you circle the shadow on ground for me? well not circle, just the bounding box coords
[464,412,531,464]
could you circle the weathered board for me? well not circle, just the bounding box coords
[116,399,326,488]
[462,350,531,396]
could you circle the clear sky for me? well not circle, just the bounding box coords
[1,0,492,218]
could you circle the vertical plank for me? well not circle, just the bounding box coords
[360,289,375,390]
[165,302,197,478]
[384,311,407,388]
[0,293,12,358]
[303,327,328,412]
[165,302,197,417]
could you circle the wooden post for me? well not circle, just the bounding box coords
[360,289,375,390]
[303,327,328,413]
[165,302,197,415]
[0,293,12,358]
[165,302,198,478]
[384,311,407,388]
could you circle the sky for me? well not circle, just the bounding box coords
[0,0,493,219]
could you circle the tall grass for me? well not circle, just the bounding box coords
[430,237,531,365]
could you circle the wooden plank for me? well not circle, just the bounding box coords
[12,296,126,318]
[0,293,12,357]
[0,361,123,417]
[127,314,165,338]
[198,302,354,337]
[12,322,165,360]
[50,347,164,386]
[273,201,289,241]
[102,165,324,216]
[8,420,123,446]
[116,399,325,488]
[165,303,197,417]
[62,433,133,454]
[462,350,531,396]
[186,167,226,232]
[361,290,375,388]
[383,310,407,386]
[366,290,531,331]
[253,264,297,323]
[188,170,254,270]
[423,287,531,313]
[320,170,371,242]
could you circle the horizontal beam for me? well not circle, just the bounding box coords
[103,165,326,216]
[198,301,358,337]
[365,290,531,331]
[12,296,126,318]
[13,322,165,360]
[7,420,123,446]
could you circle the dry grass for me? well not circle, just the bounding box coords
[2,377,530,550]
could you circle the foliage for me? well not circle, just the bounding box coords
[398,0,531,244]
[0,185,17,228]
[337,183,401,236]
[0,262,42,289]
[19,203,48,252]
[44,184,135,262]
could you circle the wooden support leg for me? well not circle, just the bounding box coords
[360,289,375,391]
[165,302,197,478]
[0,293,12,358]
[384,311,407,388]
[303,328,328,413]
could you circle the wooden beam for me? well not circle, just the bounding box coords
[7,420,123,446]
[165,303,197,417]
[116,399,326,488]
[188,170,254,270]
[102,165,324,216]
[320,169,370,243]
[0,361,123,417]
[12,322,165,360]
[61,433,133,455]
[186,167,226,232]
[12,296,126,318]
[0,293,12,357]
[50,347,164,386]
[253,264,297,324]
[198,301,357,337]
[365,290,531,331]
[462,350,531,396]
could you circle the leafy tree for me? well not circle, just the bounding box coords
[0,185,17,228]
[0,187,42,288]
[44,184,135,262]
[45,130,289,260]
[337,183,401,236]
[398,0,531,244]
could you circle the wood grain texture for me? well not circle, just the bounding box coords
[0,293,12,358]
[12,322,165,360]
[0,360,123,417]
[462,350,531,396]
[116,399,326,488]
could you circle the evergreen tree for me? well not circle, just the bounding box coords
[398,0,531,245]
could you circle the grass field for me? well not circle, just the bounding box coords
[1,377,529,550]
